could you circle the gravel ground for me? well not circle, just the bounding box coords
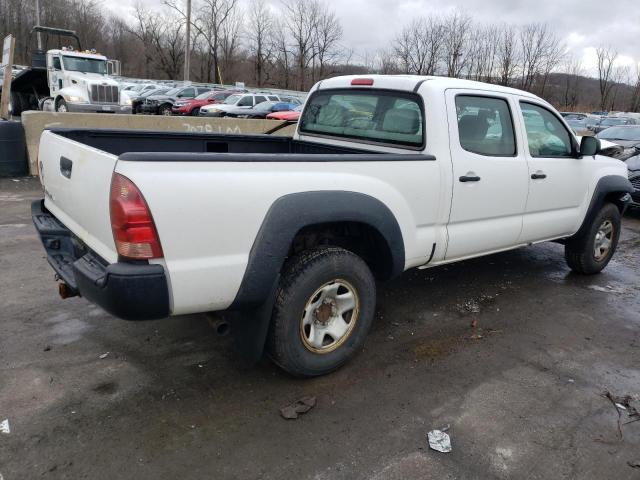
[1,176,639,480]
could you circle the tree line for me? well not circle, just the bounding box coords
[1,0,639,112]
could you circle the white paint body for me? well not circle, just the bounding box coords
[38,75,629,316]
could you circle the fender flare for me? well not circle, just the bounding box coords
[569,175,633,241]
[229,190,406,310]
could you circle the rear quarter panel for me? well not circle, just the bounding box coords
[115,159,445,315]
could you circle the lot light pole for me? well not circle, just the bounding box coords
[184,0,191,81]
[35,0,42,50]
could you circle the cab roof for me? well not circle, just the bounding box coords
[316,74,540,100]
[48,49,107,61]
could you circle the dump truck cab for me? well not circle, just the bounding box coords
[7,26,130,115]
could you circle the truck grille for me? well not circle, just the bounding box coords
[89,85,119,104]
[630,175,640,191]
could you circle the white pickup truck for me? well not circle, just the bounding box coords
[32,75,633,376]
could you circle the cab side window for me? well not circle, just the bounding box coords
[455,96,516,156]
[52,56,61,70]
[520,102,573,157]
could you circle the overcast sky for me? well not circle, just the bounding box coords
[108,0,639,75]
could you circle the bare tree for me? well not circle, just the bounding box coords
[561,55,583,110]
[273,18,292,88]
[442,11,471,78]
[627,64,640,112]
[393,16,443,75]
[246,0,274,86]
[596,46,619,111]
[496,24,518,86]
[313,3,342,79]
[519,23,545,90]
[166,0,239,83]
[282,0,321,91]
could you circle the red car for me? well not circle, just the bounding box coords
[266,105,303,121]
[172,90,236,116]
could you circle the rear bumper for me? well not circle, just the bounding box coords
[31,200,170,320]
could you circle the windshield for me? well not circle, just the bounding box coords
[597,126,640,141]
[194,92,213,100]
[143,88,169,98]
[299,89,424,148]
[161,88,180,97]
[62,56,107,74]
[224,94,242,105]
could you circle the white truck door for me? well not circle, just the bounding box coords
[516,100,591,241]
[444,90,529,260]
[47,54,62,95]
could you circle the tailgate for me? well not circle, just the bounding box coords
[39,130,119,263]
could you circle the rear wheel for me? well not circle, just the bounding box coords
[55,98,68,113]
[9,91,24,116]
[267,247,376,377]
[565,203,621,274]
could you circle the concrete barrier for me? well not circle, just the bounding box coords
[21,111,294,175]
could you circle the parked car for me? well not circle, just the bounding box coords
[597,125,640,149]
[131,87,171,114]
[199,92,281,117]
[266,104,303,121]
[171,90,236,116]
[566,116,597,134]
[223,101,301,119]
[32,75,632,377]
[596,125,640,205]
[140,85,211,115]
[594,117,636,134]
[624,154,640,207]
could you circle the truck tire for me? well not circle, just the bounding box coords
[9,91,24,116]
[55,98,68,113]
[159,104,172,116]
[565,203,621,274]
[267,247,376,377]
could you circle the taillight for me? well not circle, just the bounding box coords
[109,173,163,259]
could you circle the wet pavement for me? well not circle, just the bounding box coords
[1,176,639,479]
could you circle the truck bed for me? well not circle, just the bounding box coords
[50,128,373,157]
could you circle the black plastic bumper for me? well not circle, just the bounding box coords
[31,200,170,320]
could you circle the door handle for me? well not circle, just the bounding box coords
[60,156,73,179]
[531,172,547,180]
[459,174,481,182]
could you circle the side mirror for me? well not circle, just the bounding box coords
[579,136,600,157]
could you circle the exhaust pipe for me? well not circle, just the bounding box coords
[206,314,230,336]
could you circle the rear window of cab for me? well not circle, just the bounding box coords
[299,89,424,149]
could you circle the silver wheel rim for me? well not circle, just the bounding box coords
[594,219,613,261]
[162,108,171,115]
[58,103,67,113]
[300,279,359,354]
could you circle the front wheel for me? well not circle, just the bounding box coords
[191,107,200,116]
[267,247,376,377]
[159,104,172,116]
[565,203,621,274]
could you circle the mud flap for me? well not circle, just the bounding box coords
[228,275,280,365]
